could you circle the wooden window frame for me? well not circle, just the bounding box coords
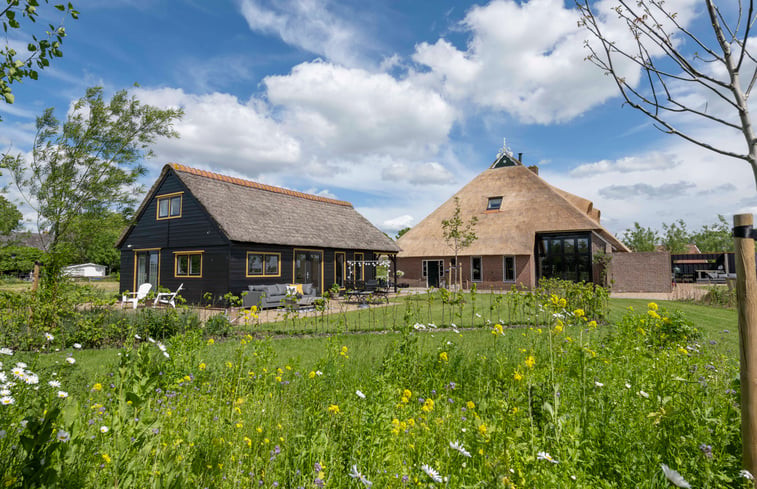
[156,192,183,220]
[174,251,203,278]
[246,252,281,278]
[354,252,365,281]
[503,255,516,282]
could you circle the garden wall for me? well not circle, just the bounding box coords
[609,251,672,293]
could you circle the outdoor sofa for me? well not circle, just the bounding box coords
[243,283,317,309]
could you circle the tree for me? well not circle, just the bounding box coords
[1,1,79,107]
[395,227,411,240]
[621,222,658,252]
[0,86,183,279]
[0,194,21,235]
[577,0,757,187]
[661,219,690,254]
[0,244,42,276]
[691,215,734,252]
[441,196,478,290]
[55,208,129,271]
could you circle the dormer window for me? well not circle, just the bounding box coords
[157,193,182,220]
[487,196,503,211]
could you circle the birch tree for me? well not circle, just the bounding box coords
[576,0,757,186]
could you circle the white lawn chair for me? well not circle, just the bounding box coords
[153,283,184,308]
[122,283,152,309]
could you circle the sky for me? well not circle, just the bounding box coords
[2,0,756,240]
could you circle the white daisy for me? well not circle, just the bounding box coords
[24,373,39,385]
[0,372,4,383]
[65,357,75,364]
[73,343,82,349]
[348,465,372,487]
[421,464,444,483]
[56,429,70,442]
[638,390,649,398]
[48,380,61,388]
[661,464,691,488]
[57,391,68,399]
[11,367,25,379]
[15,362,27,369]
[356,390,366,399]
[741,469,754,480]
[44,333,54,341]
[100,425,109,433]
[449,440,471,457]
[537,451,559,464]
[0,348,12,355]
[594,381,604,387]
[162,352,170,358]
[157,342,167,352]
[1,395,15,405]
[0,389,10,396]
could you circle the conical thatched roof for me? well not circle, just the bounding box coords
[119,164,399,253]
[397,164,628,257]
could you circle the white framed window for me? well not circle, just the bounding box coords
[471,256,482,282]
[487,196,502,211]
[503,256,516,282]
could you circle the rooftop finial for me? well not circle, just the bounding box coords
[496,138,513,160]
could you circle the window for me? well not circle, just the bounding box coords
[487,197,502,211]
[471,256,482,282]
[537,233,592,283]
[354,252,364,281]
[175,251,202,277]
[503,256,516,282]
[246,252,280,277]
[157,193,182,219]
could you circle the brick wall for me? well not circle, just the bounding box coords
[609,252,671,293]
[396,255,533,289]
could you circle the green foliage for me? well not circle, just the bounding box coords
[55,209,128,271]
[0,245,43,275]
[621,222,658,252]
[0,86,183,279]
[0,0,79,109]
[0,195,22,235]
[441,196,478,289]
[691,215,734,252]
[701,285,736,308]
[394,227,410,240]
[204,313,233,337]
[661,219,690,254]
[616,302,700,347]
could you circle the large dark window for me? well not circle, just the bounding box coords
[537,233,592,283]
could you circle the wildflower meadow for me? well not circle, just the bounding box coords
[0,283,751,488]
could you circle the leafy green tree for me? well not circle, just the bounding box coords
[395,227,410,240]
[621,222,658,252]
[1,1,79,107]
[55,208,128,271]
[691,215,734,253]
[0,86,183,279]
[0,244,43,275]
[661,219,690,254]
[0,194,22,235]
[441,196,478,290]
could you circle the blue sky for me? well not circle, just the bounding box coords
[2,0,755,238]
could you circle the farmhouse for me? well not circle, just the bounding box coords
[117,163,400,304]
[396,153,629,289]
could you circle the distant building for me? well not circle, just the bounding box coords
[397,153,629,289]
[62,263,106,278]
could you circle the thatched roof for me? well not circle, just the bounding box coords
[120,164,399,252]
[397,164,628,257]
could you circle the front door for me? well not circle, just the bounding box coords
[294,250,323,293]
[427,260,440,288]
[135,250,159,291]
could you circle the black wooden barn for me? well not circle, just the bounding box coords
[117,164,400,304]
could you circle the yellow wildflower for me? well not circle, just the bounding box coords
[340,346,349,358]
[513,371,523,381]
[439,352,448,362]
[492,323,504,335]
[422,398,434,413]
[199,363,206,371]
[678,347,689,355]
[225,361,233,369]
[648,310,661,320]
[466,401,476,410]
[403,389,412,400]
[244,437,252,448]
[553,320,563,333]
[478,424,488,436]
[558,298,567,308]
[525,355,536,369]
[327,404,340,415]
[92,383,102,391]
[102,453,111,464]
[308,371,316,379]
[275,376,282,382]
[648,302,658,311]
[207,338,214,345]
[588,320,597,329]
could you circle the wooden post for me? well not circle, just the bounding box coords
[734,213,757,483]
[31,261,41,292]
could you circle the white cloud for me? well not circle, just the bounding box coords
[570,153,681,177]
[382,161,454,185]
[411,0,700,124]
[239,0,367,67]
[264,61,456,159]
[131,87,301,176]
[382,214,414,232]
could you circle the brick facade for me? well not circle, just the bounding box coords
[608,251,671,293]
[396,255,532,290]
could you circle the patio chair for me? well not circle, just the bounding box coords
[121,283,152,309]
[154,283,184,308]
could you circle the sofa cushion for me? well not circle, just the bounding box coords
[272,283,288,296]
[302,283,314,296]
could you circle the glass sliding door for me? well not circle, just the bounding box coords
[334,252,345,288]
[135,250,160,291]
[294,249,323,293]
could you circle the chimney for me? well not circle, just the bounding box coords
[518,152,523,162]
[528,165,539,175]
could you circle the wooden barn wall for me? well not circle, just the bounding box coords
[119,170,228,296]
